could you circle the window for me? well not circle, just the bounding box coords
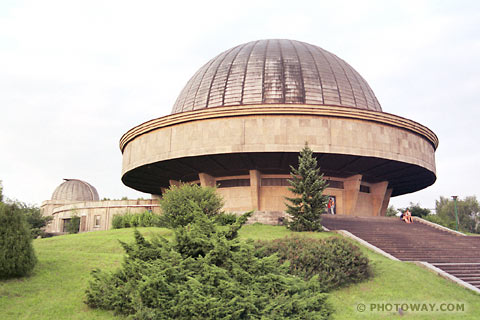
[94,215,101,227]
[261,178,290,186]
[360,185,370,193]
[62,219,71,233]
[326,180,344,189]
[217,179,250,188]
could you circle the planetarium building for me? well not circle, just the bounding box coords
[120,39,438,223]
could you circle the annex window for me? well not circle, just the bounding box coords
[94,215,101,227]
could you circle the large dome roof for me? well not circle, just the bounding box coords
[51,179,99,202]
[172,39,381,114]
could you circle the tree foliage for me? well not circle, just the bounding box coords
[400,202,431,218]
[285,144,328,231]
[0,182,51,238]
[159,184,224,228]
[85,209,332,319]
[386,205,398,217]
[0,202,37,279]
[66,215,81,234]
[433,196,480,233]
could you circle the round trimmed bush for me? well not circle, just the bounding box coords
[159,184,224,228]
[255,236,371,291]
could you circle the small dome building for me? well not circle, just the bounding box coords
[120,39,438,222]
[51,179,99,202]
[41,179,159,233]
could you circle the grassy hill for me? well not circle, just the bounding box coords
[0,225,479,319]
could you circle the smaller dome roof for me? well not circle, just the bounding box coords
[51,179,99,201]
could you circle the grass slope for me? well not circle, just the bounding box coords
[0,225,478,319]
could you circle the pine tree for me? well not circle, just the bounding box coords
[0,202,37,279]
[285,144,328,231]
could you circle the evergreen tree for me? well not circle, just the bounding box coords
[0,202,37,279]
[285,144,328,231]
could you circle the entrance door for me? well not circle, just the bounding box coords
[80,216,87,232]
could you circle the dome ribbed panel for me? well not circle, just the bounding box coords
[223,41,257,106]
[51,179,99,202]
[242,40,265,105]
[171,39,381,113]
[282,40,305,104]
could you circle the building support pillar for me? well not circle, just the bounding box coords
[168,180,181,187]
[370,181,389,216]
[249,170,261,211]
[380,188,393,216]
[343,174,362,215]
[199,173,215,187]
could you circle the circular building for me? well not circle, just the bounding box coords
[120,39,438,221]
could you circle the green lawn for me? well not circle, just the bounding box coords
[0,225,479,319]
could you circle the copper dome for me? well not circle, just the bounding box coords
[172,39,381,114]
[51,179,99,202]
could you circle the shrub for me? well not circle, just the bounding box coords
[160,184,224,228]
[66,215,80,234]
[111,214,124,229]
[85,211,332,319]
[0,202,37,279]
[255,236,371,291]
[213,212,238,225]
[112,211,170,229]
[423,214,457,230]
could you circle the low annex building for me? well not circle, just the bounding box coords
[120,39,438,223]
[41,179,159,233]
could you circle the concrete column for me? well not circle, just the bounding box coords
[380,188,393,216]
[199,173,215,187]
[249,170,261,210]
[168,180,180,187]
[343,174,362,215]
[370,181,389,216]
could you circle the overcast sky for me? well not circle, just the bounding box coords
[1,0,479,211]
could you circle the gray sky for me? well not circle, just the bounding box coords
[1,0,479,211]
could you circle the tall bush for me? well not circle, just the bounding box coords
[66,215,80,234]
[160,184,224,228]
[285,144,328,231]
[0,203,37,279]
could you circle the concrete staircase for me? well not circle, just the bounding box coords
[321,215,480,290]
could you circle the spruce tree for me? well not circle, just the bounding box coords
[0,202,37,279]
[285,144,328,231]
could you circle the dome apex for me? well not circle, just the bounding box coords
[172,39,381,114]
